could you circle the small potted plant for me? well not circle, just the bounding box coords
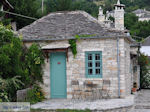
[132,82,137,92]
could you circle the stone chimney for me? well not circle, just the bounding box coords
[114,0,125,30]
[98,6,105,23]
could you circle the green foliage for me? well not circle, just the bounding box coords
[108,16,114,22]
[0,91,9,102]
[138,53,150,88]
[72,0,99,17]
[102,0,150,12]
[0,5,12,26]
[0,76,23,102]
[130,21,150,40]
[69,34,96,58]
[8,0,42,29]
[0,76,24,90]
[0,25,23,79]
[6,0,150,29]
[124,13,150,41]
[103,0,113,13]
[46,0,99,17]
[25,85,45,104]
[0,25,45,101]
[7,0,99,29]
[22,43,45,87]
[1,19,12,26]
[125,13,138,30]
[51,0,72,11]
[69,39,77,58]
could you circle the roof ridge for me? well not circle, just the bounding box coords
[19,10,105,32]
[18,10,128,42]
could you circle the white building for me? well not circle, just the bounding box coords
[140,36,150,56]
[132,9,150,22]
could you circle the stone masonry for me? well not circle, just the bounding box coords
[24,37,132,99]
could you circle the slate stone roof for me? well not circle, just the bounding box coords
[133,9,146,14]
[133,9,150,17]
[141,14,150,18]
[142,36,150,46]
[130,41,141,47]
[132,9,150,14]
[18,11,129,41]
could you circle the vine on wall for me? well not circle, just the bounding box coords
[69,39,77,58]
[68,34,96,58]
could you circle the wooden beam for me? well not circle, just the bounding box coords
[42,48,69,62]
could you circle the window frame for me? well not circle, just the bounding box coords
[85,51,102,78]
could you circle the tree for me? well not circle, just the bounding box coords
[105,0,150,12]
[72,0,99,17]
[130,21,150,40]
[8,0,42,29]
[124,13,150,41]
[46,0,99,17]
[138,53,150,88]
[22,44,45,87]
[0,24,45,101]
[0,24,24,101]
[103,0,113,13]
[125,13,138,30]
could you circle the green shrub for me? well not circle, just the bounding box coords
[0,90,9,102]
[138,53,150,88]
[0,25,45,101]
[25,85,45,104]
[22,43,45,87]
[0,76,24,102]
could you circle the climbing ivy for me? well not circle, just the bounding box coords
[69,39,77,58]
[68,34,96,58]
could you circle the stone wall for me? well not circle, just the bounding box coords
[124,39,132,96]
[17,88,32,102]
[24,37,131,99]
[68,38,119,98]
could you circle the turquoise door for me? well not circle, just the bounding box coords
[50,52,67,98]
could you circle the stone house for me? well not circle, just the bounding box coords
[132,9,150,22]
[140,36,150,59]
[18,1,139,99]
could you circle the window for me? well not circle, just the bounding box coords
[85,51,102,78]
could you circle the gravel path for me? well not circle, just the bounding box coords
[31,95,134,110]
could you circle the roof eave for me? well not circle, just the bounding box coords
[22,35,132,42]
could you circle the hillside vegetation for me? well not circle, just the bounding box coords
[93,0,150,12]
[6,0,150,40]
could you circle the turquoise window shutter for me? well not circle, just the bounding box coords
[85,51,102,78]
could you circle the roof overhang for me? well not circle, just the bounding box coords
[42,43,70,50]
[42,43,70,62]
[22,35,134,42]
